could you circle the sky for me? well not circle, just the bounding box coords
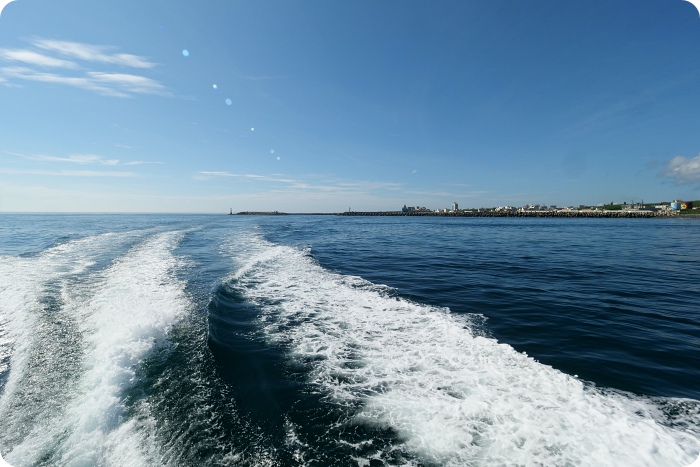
[0,0,699,213]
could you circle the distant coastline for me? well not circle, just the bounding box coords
[232,210,692,218]
[337,210,677,218]
[233,200,700,218]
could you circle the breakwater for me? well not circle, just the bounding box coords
[338,210,675,218]
[237,211,289,215]
[235,212,336,216]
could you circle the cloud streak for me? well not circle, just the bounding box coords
[0,168,136,177]
[198,170,453,200]
[0,49,77,68]
[26,153,120,165]
[198,171,298,184]
[32,39,156,69]
[7,151,163,167]
[0,38,166,97]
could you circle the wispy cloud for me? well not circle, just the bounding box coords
[0,49,77,68]
[0,66,167,97]
[123,160,163,166]
[0,38,166,97]
[7,150,162,167]
[197,171,417,204]
[87,72,166,94]
[0,168,136,177]
[335,180,402,190]
[33,39,156,68]
[197,171,298,184]
[26,153,120,165]
[196,170,491,210]
[662,153,700,184]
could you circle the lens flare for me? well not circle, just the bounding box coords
[250,127,255,132]
[182,49,189,57]
[270,149,275,154]
[225,99,232,106]
[212,84,218,90]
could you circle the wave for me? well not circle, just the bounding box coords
[0,231,190,466]
[226,234,700,466]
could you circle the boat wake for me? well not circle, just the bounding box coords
[0,231,189,466]
[226,233,700,466]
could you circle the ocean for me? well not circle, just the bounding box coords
[0,213,698,466]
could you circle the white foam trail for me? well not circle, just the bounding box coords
[2,231,189,466]
[0,232,136,413]
[230,235,700,466]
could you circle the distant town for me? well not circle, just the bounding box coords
[236,200,700,217]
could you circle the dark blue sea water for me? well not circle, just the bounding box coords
[0,214,698,466]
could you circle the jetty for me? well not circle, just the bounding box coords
[237,211,289,215]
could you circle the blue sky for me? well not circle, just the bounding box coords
[0,0,699,212]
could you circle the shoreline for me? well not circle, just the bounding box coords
[234,211,700,218]
[336,210,679,218]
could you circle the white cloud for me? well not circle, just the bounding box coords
[197,171,298,184]
[0,39,166,97]
[7,151,162,167]
[0,168,136,177]
[87,72,167,95]
[0,66,167,97]
[26,153,119,165]
[0,66,123,96]
[0,49,78,68]
[198,171,234,177]
[32,39,156,68]
[197,171,409,199]
[663,153,700,184]
[335,180,402,190]
[123,160,163,166]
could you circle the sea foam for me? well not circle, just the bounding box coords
[228,234,700,466]
[0,231,189,466]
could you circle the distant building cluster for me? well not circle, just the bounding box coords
[402,202,462,214]
[401,205,432,213]
[400,199,696,215]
